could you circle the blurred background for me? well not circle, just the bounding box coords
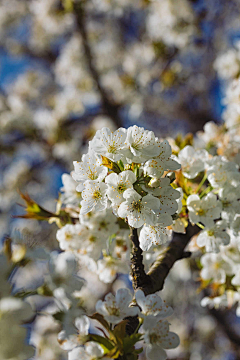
[1,0,240,359]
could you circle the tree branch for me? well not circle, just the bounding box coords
[129,227,150,291]
[129,225,197,297]
[126,225,195,337]
[144,226,196,295]
[73,2,122,128]
[209,307,240,348]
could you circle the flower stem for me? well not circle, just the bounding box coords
[199,185,213,199]
[195,172,208,194]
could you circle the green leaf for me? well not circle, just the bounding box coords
[117,160,124,171]
[88,334,114,353]
[101,156,121,174]
[135,347,143,354]
[90,313,111,332]
[113,320,127,341]
[105,346,122,359]
[52,311,65,322]
[123,333,143,352]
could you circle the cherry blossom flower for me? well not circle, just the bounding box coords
[97,255,129,283]
[206,156,240,189]
[200,253,233,284]
[118,189,160,228]
[72,151,108,192]
[187,193,222,227]
[58,315,90,350]
[139,214,173,251]
[89,127,127,161]
[96,288,139,324]
[80,180,108,215]
[135,290,173,319]
[141,317,180,360]
[177,145,208,179]
[124,125,160,163]
[144,139,180,178]
[68,342,110,360]
[105,170,136,205]
[197,220,230,253]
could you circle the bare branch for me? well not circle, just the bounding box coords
[129,225,197,297]
[129,227,150,291]
[144,226,197,295]
[73,2,122,128]
[125,225,196,339]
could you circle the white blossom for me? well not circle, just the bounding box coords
[197,220,230,253]
[139,214,173,251]
[60,173,80,205]
[105,170,136,205]
[135,290,173,319]
[187,193,222,227]
[200,253,233,284]
[152,180,180,215]
[206,156,240,189]
[56,224,88,251]
[219,184,240,223]
[141,317,180,360]
[214,49,240,80]
[118,189,160,228]
[57,223,105,260]
[177,146,208,179]
[58,315,90,350]
[96,288,139,324]
[89,127,127,161]
[80,180,108,215]
[97,255,129,283]
[124,125,160,163]
[46,252,84,296]
[68,342,110,360]
[83,208,119,240]
[72,151,108,192]
[144,139,180,178]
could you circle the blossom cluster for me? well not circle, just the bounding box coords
[0,240,180,360]
[1,0,240,359]
[59,288,179,360]
[175,41,240,314]
[58,125,180,256]
[56,120,240,318]
[174,144,240,313]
